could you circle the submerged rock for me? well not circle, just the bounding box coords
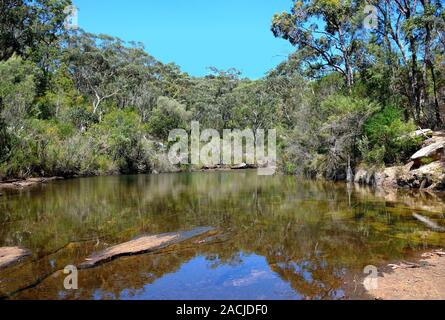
[412,213,445,232]
[80,227,215,269]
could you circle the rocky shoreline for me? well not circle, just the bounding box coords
[354,130,445,191]
[0,177,65,191]
[0,164,258,192]
[4,130,445,195]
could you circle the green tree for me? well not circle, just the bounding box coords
[272,0,367,88]
[369,0,444,127]
[91,109,152,173]
[148,96,191,140]
[0,0,71,61]
[66,32,152,119]
[0,55,37,127]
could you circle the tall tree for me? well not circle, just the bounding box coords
[65,32,148,119]
[0,0,72,93]
[271,0,368,88]
[0,0,71,61]
[371,0,444,126]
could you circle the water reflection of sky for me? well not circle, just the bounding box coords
[3,171,445,300]
[116,254,300,300]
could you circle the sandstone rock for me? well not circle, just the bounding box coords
[397,161,445,190]
[353,162,445,190]
[367,253,445,300]
[354,166,400,188]
[411,139,445,167]
[80,227,214,269]
[354,168,369,184]
[411,129,433,139]
[377,167,400,188]
[0,247,31,269]
[231,163,248,170]
[202,165,218,170]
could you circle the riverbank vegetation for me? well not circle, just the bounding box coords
[1,0,445,181]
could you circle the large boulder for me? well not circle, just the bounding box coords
[354,168,371,185]
[375,167,400,188]
[411,139,445,167]
[397,161,445,190]
[354,166,399,188]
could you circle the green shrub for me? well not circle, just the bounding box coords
[147,96,191,140]
[358,136,386,167]
[91,109,152,174]
[0,56,37,125]
[363,105,421,165]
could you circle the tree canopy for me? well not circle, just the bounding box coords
[0,0,444,181]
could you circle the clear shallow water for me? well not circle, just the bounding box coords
[0,170,444,300]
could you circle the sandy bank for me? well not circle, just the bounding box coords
[367,250,445,300]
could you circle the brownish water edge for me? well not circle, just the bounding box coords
[1,170,444,300]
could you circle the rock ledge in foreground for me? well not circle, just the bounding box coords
[0,247,31,269]
[80,227,215,269]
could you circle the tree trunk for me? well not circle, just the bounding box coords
[421,0,442,128]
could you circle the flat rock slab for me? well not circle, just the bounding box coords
[0,177,63,190]
[411,139,445,162]
[0,247,31,269]
[80,227,214,269]
[231,163,248,169]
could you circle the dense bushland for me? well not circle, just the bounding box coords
[1,0,444,180]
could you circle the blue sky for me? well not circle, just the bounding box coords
[72,0,295,79]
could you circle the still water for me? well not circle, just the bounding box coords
[1,170,444,300]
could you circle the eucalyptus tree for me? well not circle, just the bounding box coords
[370,0,444,126]
[0,0,71,61]
[187,67,241,132]
[65,32,154,120]
[0,55,37,127]
[0,0,72,94]
[271,0,368,89]
[265,55,310,128]
[231,80,277,132]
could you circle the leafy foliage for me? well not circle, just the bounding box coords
[148,97,191,140]
[363,106,420,164]
[0,55,37,126]
[0,0,444,182]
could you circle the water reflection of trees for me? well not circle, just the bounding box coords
[2,171,445,299]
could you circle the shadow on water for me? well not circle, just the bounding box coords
[1,170,444,299]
